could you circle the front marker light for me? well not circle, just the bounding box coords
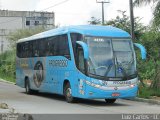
[93,84,101,88]
[96,85,101,88]
[86,81,91,85]
[130,84,135,88]
[85,80,101,88]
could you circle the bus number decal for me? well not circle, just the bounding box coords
[49,60,68,67]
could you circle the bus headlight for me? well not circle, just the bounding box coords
[94,84,101,88]
[85,80,101,88]
[130,84,136,88]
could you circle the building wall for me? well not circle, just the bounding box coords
[0,17,23,29]
[0,10,55,53]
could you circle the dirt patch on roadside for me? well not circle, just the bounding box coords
[151,96,160,101]
[0,103,9,109]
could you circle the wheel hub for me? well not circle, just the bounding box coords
[66,88,72,98]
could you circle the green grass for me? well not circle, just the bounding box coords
[0,72,15,83]
[138,85,160,98]
[0,50,16,83]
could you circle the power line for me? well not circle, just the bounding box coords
[41,0,69,11]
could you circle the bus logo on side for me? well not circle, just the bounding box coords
[33,61,44,88]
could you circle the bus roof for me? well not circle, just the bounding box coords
[17,25,131,43]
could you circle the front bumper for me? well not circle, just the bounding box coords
[81,84,138,99]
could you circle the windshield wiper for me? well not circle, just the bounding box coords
[115,57,128,79]
[104,63,113,76]
[88,57,96,74]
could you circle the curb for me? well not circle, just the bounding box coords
[130,97,160,105]
[0,78,15,85]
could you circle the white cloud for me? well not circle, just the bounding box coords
[1,0,40,11]
[36,0,152,26]
[0,0,152,26]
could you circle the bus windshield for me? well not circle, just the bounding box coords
[85,36,136,80]
[113,39,136,79]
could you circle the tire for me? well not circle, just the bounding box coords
[105,99,116,104]
[64,83,75,103]
[25,79,33,94]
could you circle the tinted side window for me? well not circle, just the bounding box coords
[20,42,28,58]
[39,39,47,57]
[28,42,33,57]
[17,34,70,58]
[78,48,85,73]
[17,41,33,58]
[32,40,39,57]
[47,36,58,56]
[70,33,83,59]
[17,43,22,57]
[38,36,59,57]
[58,34,70,59]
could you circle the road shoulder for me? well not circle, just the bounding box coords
[132,97,160,105]
[0,78,15,85]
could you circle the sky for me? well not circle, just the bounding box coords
[0,0,153,26]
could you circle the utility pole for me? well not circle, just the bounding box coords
[96,0,110,25]
[0,0,1,9]
[1,29,4,53]
[129,0,135,40]
[1,40,3,53]
[41,12,45,29]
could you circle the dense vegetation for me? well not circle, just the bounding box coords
[0,27,46,83]
[0,50,15,82]
[134,0,160,97]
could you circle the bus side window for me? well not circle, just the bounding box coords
[77,45,85,73]
[46,36,58,56]
[21,43,25,58]
[28,42,33,57]
[17,43,22,58]
[58,34,70,59]
[39,39,47,57]
[70,33,83,62]
[24,42,30,58]
[46,41,51,56]
[32,40,39,57]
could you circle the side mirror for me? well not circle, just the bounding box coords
[76,41,89,60]
[134,43,147,60]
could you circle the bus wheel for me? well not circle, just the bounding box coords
[105,99,116,104]
[25,79,32,94]
[64,83,75,103]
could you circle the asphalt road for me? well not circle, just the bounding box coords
[0,81,160,114]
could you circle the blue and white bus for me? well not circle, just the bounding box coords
[16,25,146,103]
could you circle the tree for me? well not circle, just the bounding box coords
[105,10,146,40]
[88,11,146,40]
[136,24,160,91]
[88,17,101,25]
[0,27,47,82]
[8,27,46,48]
[134,0,160,29]
[133,0,160,90]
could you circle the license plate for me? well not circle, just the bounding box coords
[112,93,120,97]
